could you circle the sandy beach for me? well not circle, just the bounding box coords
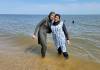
[0,33,100,70]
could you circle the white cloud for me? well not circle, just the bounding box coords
[26,3,100,14]
[0,2,100,14]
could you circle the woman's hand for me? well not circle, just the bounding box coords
[67,40,71,46]
[32,34,37,39]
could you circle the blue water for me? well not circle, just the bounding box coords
[0,14,100,63]
[0,14,100,44]
[0,14,100,36]
[0,14,45,35]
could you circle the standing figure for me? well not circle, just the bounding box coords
[51,14,70,59]
[32,12,55,58]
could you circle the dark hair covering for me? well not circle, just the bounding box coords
[53,14,61,25]
[55,14,61,19]
[48,11,55,21]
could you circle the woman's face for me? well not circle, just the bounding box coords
[54,16,60,22]
[50,14,55,21]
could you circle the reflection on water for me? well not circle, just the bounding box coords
[0,31,100,63]
[0,15,100,66]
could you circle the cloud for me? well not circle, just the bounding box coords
[0,2,100,14]
[24,2,100,14]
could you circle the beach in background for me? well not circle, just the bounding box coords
[0,14,100,70]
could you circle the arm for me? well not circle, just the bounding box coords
[34,17,47,36]
[62,23,69,40]
[62,23,71,45]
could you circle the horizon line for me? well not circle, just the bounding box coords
[0,13,100,15]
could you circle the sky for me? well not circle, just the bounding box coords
[0,0,100,15]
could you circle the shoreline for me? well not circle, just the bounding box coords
[0,33,100,70]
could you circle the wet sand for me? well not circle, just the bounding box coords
[0,33,100,70]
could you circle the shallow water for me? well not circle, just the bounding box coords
[0,15,100,65]
[0,31,100,63]
[0,31,100,70]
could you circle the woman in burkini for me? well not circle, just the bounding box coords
[51,14,70,59]
[32,12,55,58]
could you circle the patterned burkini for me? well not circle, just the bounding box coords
[51,21,66,52]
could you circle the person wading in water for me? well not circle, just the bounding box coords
[32,12,55,58]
